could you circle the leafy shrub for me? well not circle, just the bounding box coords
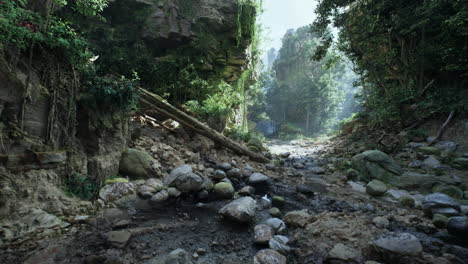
[185,81,241,131]
[64,172,99,200]
[80,70,139,112]
[225,127,266,151]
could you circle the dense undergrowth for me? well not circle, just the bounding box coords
[312,0,468,130]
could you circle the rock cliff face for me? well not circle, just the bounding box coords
[86,0,254,83]
[0,0,253,218]
[0,57,128,217]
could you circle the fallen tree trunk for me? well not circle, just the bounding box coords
[138,88,270,163]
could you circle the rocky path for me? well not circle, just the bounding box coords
[0,130,467,264]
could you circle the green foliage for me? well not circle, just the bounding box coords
[54,0,109,17]
[0,0,96,67]
[236,0,260,45]
[64,172,99,200]
[225,127,266,151]
[185,81,242,130]
[0,0,42,49]
[312,0,468,127]
[80,70,139,112]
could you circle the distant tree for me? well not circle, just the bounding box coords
[266,26,346,135]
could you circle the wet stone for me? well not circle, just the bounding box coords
[431,207,461,218]
[254,224,274,245]
[248,173,271,186]
[213,170,227,180]
[149,190,169,205]
[218,162,232,171]
[432,214,448,229]
[269,235,291,254]
[422,193,461,216]
[167,187,181,198]
[269,207,281,217]
[138,185,156,199]
[447,216,468,240]
[226,168,242,178]
[266,218,286,233]
[238,186,255,196]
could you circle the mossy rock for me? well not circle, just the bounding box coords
[399,195,416,208]
[119,148,155,179]
[214,182,235,199]
[366,179,388,196]
[432,185,464,200]
[418,147,441,155]
[272,196,286,207]
[453,158,468,169]
[105,177,129,184]
[432,214,449,229]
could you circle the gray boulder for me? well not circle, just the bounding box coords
[266,218,286,233]
[218,162,232,171]
[164,165,203,193]
[253,249,286,264]
[213,170,227,180]
[447,216,468,240]
[226,168,242,178]
[422,156,441,169]
[434,141,457,153]
[248,173,271,191]
[99,182,135,203]
[254,224,273,245]
[239,186,255,196]
[219,197,257,223]
[431,207,461,217]
[422,193,461,217]
[372,233,422,256]
[149,190,169,205]
[269,235,291,254]
[138,185,156,199]
[351,150,402,182]
[384,189,412,203]
[366,180,388,196]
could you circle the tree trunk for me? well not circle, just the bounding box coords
[138,88,270,163]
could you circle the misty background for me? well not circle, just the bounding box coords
[253,0,361,138]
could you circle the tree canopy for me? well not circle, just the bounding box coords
[312,0,468,127]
